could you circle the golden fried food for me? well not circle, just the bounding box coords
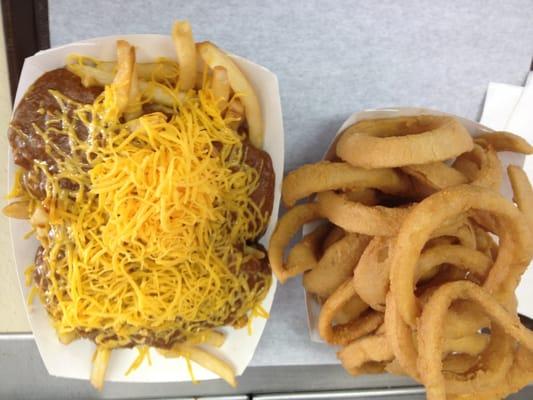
[267,113,533,399]
[282,162,411,207]
[336,115,473,168]
[475,131,533,154]
[316,191,411,236]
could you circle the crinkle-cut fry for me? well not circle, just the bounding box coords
[453,144,502,190]
[211,66,230,109]
[267,203,323,283]
[285,224,329,278]
[172,20,197,91]
[390,184,532,327]
[416,244,492,282]
[316,190,412,236]
[303,233,370,298]
[225,97,244,131]
[417,281,533,400]
[401,162,468,195]
[281,162,412,207]
[197,41,263,148]
[336,115,473,169]
[90,347,111,391]
[508,165,533,233]
[353,236,394,312]
[2,200,30,219]
[475,131,533,154]
[318,279,381,346]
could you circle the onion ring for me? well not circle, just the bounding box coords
[317,191,411,236]
[417,281,533,399]
[344,188,380,205]
[268,203,323,283]
[322,225,345,251]
[418,281,533,399]
[336,115,473,168]
[416,244,492,283]
[472,223,498,260]
[339,332,488,376]
[384,293,419,379]
[338,335,392,372]
[453,144,502,190]
[318,279,382,345]
[303,233,370,298]
[281,161,411,207]
[390,184,532,327]
[475,131,533,154]
[353,236,394,312]
[451,347,533,400]
[441,353,481,375]
[402,162,468,196]
[285,224,330,278]
[354,239,488,313]
[508,165,533,232]
[334,294,370,324]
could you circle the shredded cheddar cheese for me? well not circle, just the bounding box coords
[24,67,271,350]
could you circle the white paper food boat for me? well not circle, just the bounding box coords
[305,107,530,342]
[8,35,284,383]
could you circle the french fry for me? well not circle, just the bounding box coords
[172,20,197,91]
[124,63,142,120]
[2,200,30,219]
[211,66,230,110]
[67,64,184,107]
[66,63,114,87]
[58,331,78,345]
[90,347,111,391]
[113,40,136,116]
[197,41,263,148]
[226,98,244,131]
[179,345,236,387]
[30,205,48,227]
[184,330,226,347]
[84,60,179,81]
